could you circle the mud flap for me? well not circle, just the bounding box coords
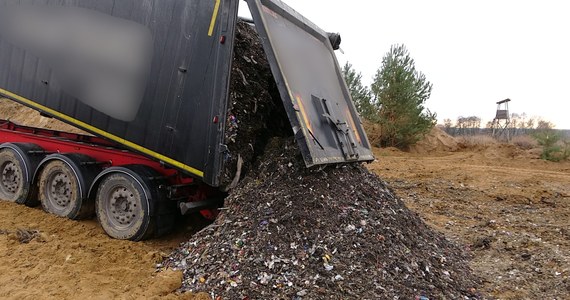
[246,0,374,167]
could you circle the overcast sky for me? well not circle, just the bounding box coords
[239,0,570,129]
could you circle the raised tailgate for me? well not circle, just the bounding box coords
[247,0,374,166]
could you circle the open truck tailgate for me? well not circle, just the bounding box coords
[247,0,374,166]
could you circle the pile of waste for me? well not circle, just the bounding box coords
[161,21,482,299]
[164,139,481,299]
[221,21,290,187]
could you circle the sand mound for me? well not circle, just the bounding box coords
[456,135,541,160]
[363,124,458,154]
[0,98,86,134]
[410,127,459,154]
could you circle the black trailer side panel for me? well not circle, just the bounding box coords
[0,0,239,186]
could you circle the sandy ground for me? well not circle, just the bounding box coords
[369,145,570,299]
[0,202,213,300]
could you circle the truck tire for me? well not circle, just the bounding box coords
[95,173,154,241]
[39,160,89,219]
[0,148,28,204]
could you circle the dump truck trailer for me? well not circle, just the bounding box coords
[0,0,374,240]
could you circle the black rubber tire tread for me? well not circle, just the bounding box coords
[38,160,93,219]
[0,148,29,204]
[95,173,155,241]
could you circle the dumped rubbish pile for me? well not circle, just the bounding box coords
[163,140,482,299]
[161,21,482,299]
[221,22,290,187]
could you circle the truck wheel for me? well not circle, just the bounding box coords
[39,160,84,219]
[95,173,154,241]
[0,149,27,203]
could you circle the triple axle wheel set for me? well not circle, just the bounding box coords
[0,142,176,241]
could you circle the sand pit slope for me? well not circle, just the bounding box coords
[163,139,482,299]
[410,127,459,154]
[0,98,87,134]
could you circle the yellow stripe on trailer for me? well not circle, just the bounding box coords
[208,0,221,36]
[0,87,205,178]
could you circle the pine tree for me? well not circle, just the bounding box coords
[371,44,436,148]
[341,63,378,122]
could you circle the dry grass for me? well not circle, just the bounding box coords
[510,135,539,150]
[457,135,541,151]
[456,135,498,149]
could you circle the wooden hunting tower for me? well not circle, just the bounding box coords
[492,98,511,140]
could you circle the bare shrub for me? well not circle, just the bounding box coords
[511,135,539,150]
[457,135,497,149]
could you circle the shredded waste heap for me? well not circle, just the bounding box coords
[162,22,482,299]
[221,22,290,187]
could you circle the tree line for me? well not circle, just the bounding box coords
[442,114,556,136]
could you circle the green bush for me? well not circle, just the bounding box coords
[533,130,569,162]
[562,140,570,161]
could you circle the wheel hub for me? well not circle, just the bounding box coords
[1,162,21,195]
[49,173,72,207]
[110,188,137,226]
